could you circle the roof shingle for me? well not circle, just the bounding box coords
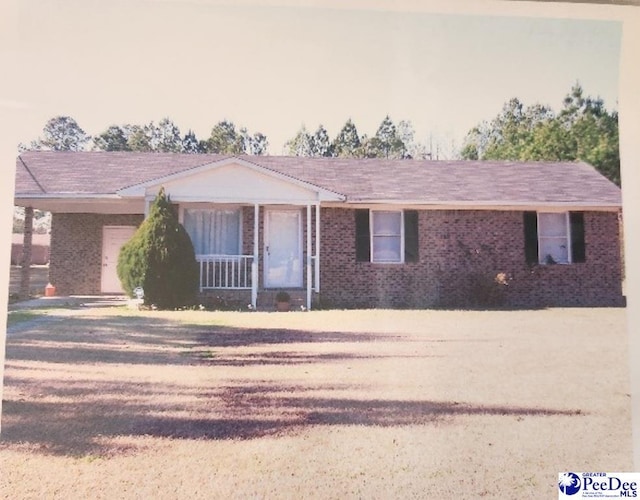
[14,151,621,206]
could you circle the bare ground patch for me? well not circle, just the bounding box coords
[0,308,632,498]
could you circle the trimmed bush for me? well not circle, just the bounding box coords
[117,187,199,309]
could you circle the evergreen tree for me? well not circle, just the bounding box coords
[248,132,269,155]
[310,125,333,157]
[125,124,154,152]
[150,118,183,153]
[332,119,361,158]
[364,116,407,159]
[205,120,246,154]
[460,83,620,185]
[93,125,131,151]
[25,116,90,151]
[117,188,199,309]
[285,125,313,156]
[182,129,203,153]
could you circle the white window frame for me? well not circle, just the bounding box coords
[370,209,405,264]
[181,205,243,256]
[537,211,572,265]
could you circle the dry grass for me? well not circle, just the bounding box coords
[0,307,632,499]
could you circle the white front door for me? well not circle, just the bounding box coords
[265,209,302,288]
[101,226,136,293]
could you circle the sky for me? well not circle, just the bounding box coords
[0,0,624,156]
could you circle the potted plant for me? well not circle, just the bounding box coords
[275,291,291,312]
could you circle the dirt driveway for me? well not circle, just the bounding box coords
[0,307,632,499]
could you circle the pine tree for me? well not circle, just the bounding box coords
[93,125,131,151]
[27,116,90,151]
[460,84,620,185]
[205,120,246,154]
[332,119,361,157]
[311,125,333,157]
[285,125,313,156]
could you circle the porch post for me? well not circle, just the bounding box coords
[19,206,34,300]
[306,204,312,311]
[315,203,320,293]
[251,204,259,309]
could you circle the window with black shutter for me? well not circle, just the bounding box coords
[404,210,419,263]
[524,211,586,265]
[355,209,370,262]
[523,211,539,265]
[570,212,586,263]
[355,209,419,263]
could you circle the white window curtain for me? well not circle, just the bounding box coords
[184,208,241,255]
[371,211,402,263]
[538,212,569,264]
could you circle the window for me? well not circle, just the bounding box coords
[183,208,241,255]
[538,212,570,264]
[355,209,419,263]
[372,211,403,263]
[523,211,585,265]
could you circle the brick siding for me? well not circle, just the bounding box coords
[319,208,624,308]
[49,213,143,295]
[49,208,623,308]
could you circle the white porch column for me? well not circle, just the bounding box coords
[315,203,320,293]
[306,204,312,311]
[252,204,259,309]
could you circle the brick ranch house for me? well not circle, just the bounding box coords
[14,151,624,309]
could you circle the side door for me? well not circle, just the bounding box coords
[101,226,136,293]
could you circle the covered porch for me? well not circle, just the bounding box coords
[119,157,344,310]
[186,204,321,311]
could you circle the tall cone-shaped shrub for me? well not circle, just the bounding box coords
[117,187,199,309]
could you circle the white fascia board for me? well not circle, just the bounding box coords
[14,195,144,213]
[162,195,327,205]
[323,200,621,211]
[117,156,345,202]
[15,193,121,200]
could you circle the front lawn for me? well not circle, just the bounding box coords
[6,310,40,327]
[0,307,632,498]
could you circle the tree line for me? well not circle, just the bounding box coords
[20,114,430,160]
[18,82,620,185]
[20,117,269,155]
[284,116,430,159]
[460,83,620,185]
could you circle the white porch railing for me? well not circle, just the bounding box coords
[197,255,253,290]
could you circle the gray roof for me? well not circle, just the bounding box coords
[14,151,621,206]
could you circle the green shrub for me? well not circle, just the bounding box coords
[117,187,199,309]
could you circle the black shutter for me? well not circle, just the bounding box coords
[355,209,370,262]
[523,211,539,265]
[404,210,419,263]
[570,212,586,263]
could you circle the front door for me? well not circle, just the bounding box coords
[265,209,302,288]
[101,226,136,293]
